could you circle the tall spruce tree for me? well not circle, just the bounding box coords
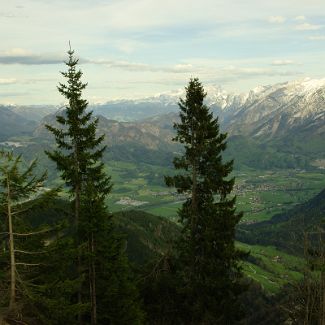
[46,46,143,324]
[46,45,103,323]
[165,78,246,324]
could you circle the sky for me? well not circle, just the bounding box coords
[1,0,325,105]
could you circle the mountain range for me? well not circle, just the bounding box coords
[4,77,325,132]
[92,77,325,142]
[0,106,36,141]
[1,77,324,169]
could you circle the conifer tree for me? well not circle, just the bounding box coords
[46,46,143,324]
[0,150,58,322]
[165,78,246,324]
[45,45,108,324]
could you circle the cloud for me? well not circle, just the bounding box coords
[0,12,15,18]
[93,57,299,79]
[0,78,17,85]
[169,64,193,73]
[308,35,325,40]
[0,10,28,19]
[295,23,322,31]
[294,15,306,21]
[0,77,56,86]
[90,59,195,73]
[271,60,295,66]
[90,59,151,71]
[0,12,18,18]
[0,91,29,97]
[0,48,66,65]
[112,39,146,54]
[268,16,286,24]
[219,65,300,78]
[84,56,303,81]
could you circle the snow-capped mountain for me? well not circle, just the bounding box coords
[89,85,249,121]
[91,77,324,127]
[124,77,325,139]
[225,78,325,138]
[3,78,323,172]
[5,78,325,141]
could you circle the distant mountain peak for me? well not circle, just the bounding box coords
[3,77,325,141]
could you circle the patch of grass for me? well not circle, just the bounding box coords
[237,242,304,293]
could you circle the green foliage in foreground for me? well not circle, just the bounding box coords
[43,48,143,324]
[1,189,319,324]
[144,78,247,324]
[114,210,180,265]
[0,151,60,323]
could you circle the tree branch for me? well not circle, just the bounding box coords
[14,249,47,255]
[13,228,52,236]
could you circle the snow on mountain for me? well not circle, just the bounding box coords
[5,77,324,140]
[88,77,325,139]
[150,78,324,137]
[225,78,325,138]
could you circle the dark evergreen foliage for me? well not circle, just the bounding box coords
[0,151,59,323]
[163,78,246,324]
[45,47,143,324]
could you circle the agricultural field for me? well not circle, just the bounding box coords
[233,169,325,223]
[2,137,323,296]
[104,160,325,224]
[103,160,319,294]
[237,242,304,294]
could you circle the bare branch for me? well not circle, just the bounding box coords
[14,249,47,255]
[12,228,52,236]
[5,318,29,325]
[11,208,31,216]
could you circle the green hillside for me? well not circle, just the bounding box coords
[237,188,325,254]
[114,210,180,265]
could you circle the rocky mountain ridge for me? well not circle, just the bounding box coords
[2,77,325,145]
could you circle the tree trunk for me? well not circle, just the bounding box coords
[7,176,16,312]
[321,264,325,325]
[191,162,197,235]
[74,137,82,324]
[190,119,198,238]
[318,229,325,325]
[75,182,83,324]
[90,232,97,325]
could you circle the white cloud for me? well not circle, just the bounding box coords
[0,48,66,65]
[0,78,17,85]
[89,58,195,74]
[271,60,295,66]
[308,35,325,40]
[1,0,325,105]
[295,23,322,31]
[268,16,286,24]
[3,48,32,56]
[90,59,151,71]
[112,39,146,54]
[172,64,193,72]
[220,65,298,78]
[294,15,306,21]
